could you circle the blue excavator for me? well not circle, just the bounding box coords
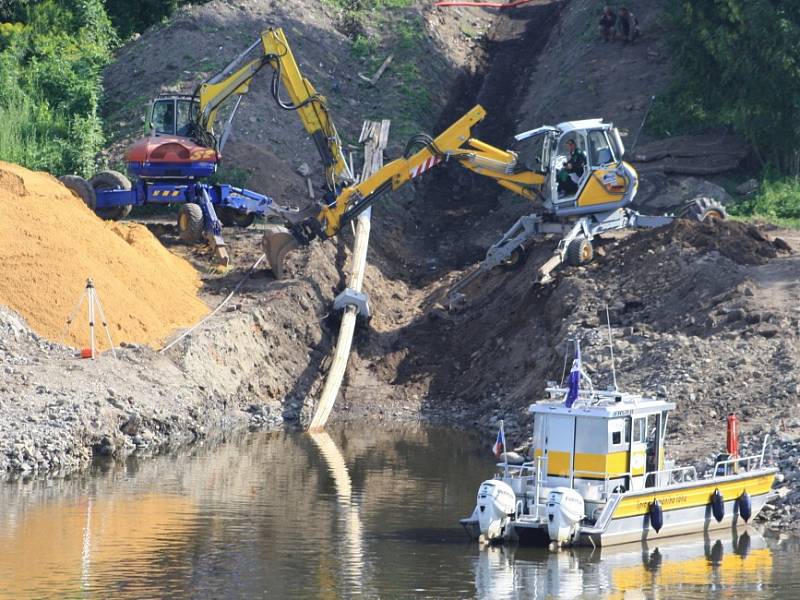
[60,28,352,266]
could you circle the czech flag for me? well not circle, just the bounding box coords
[492,424,506,459]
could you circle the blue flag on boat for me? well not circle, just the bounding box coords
[566,342,581,408]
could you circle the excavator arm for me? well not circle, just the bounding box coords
[193,28,352,188]
[313,105,544,238]
[263,104,546,277]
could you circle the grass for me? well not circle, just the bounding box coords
[727,178,800,230]
[342,5,433,140]
[729,214,800,230]
[321,0,413,8]
[0,96,45,169]
[209,164,250,188]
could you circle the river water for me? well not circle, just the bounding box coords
[0,426,798,599]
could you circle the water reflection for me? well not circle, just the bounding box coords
[0,492,197,597]
[0,427,795,599]
[309,431,365,596]
[475,531,773,599]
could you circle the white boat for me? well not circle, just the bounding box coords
[461,341,777,547]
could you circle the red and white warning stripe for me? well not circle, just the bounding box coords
[410,156,443,179]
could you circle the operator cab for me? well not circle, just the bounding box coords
[146,94,199,138]
[514,120,636,218]
[126,94,218,180]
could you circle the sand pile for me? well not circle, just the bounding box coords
[0,161,208,350]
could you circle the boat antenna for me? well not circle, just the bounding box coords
[560,339,571,386]
[605,304,619,392]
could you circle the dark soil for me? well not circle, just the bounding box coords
[620,219,785,267]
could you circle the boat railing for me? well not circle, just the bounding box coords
[644,465,697,487]
[498,462,539,478]
[711,434,772,478]
[498,457,548,519]
[570,470,629,500]
[713,452,767,479]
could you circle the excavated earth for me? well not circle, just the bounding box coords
[2,0,800,532]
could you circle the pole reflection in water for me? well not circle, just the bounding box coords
[0,490,198,597]
[309,431,365,596]
[474,529,773,599]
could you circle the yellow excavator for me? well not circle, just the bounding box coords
[249,29,725,284]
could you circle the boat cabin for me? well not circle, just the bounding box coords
[530,388,676,496]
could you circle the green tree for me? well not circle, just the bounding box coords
[104,0,213,40]
[104,0,179,39]
[0,0,113,175]
[658,0,800,173]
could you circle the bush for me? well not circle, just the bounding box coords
[0,0,113,176]
[730,179,800,222]
[653,1,800,174]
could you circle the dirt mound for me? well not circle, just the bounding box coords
[0,161,208,350]
[619,219,786,266]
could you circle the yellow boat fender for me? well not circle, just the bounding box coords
[738,490,752,522]
[648,498,663,533]
[711,488,725,523]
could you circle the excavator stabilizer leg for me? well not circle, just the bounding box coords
[208,234,230,266]
[262,225,300,279]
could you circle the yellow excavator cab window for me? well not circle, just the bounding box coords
[150,97,198,137]
[176,99,198,137]
[556,133,587,157]
[513,130,551,173]
[151,100,175,136]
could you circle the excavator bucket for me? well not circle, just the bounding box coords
[262,225,300,279]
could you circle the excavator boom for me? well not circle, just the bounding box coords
[194,28,352,188]
[263,104,547,276]
[314,105,546,238]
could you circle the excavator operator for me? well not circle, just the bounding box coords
[557,138,586,196]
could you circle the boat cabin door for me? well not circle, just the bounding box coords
[542,414,576,488]
[627,412,668,490]
[629,415,648,491]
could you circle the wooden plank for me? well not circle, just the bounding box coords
[357,54,394,86]
[378,119,391,150]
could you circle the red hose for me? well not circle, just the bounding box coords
[434,0,536,8]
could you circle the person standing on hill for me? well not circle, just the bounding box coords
[616,7,640,44]
[598,6,617,42]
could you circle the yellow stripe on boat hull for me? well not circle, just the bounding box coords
[612,472,775,519]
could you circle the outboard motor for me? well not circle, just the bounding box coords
[476,480,516,542]
[546,487,585,545]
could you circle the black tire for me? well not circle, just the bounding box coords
[218,206,255,228]
[58,175,96,211]
[177,203,204,243]
[565,237,594,266]
[500,246,527,271]
[679,197,727,222]
[217,207,235,227]
[89,170,133,220]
